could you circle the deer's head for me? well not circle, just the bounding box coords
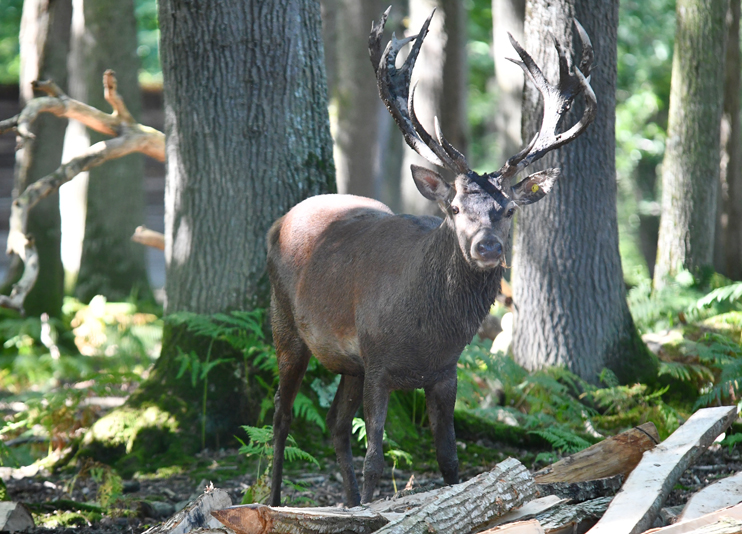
[370,9,596,270]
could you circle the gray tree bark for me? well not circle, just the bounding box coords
[653,0,729,286]
[332,0,388,199]
[399,0,467,216]
[714,0,742,281]
[5,0,71,317]
[511,0,655,384]
[492,0,525,165]
[69,0,150,303]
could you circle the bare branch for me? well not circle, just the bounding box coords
[0,70,166,313]
[131,226,165,251]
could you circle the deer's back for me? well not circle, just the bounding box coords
[267,194,447,378]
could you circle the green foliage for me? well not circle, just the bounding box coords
[135,0,161,85]
[0,298,160,465]
[237,425,319,505]
[0,0,21,83]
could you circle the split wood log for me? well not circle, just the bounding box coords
[213,505,389,534]
[533,422,659,502]
[536,474,623,503]
[144,487,233,534]
[372,457,537,534]
[642,503,742,534]
[482,496,567,530]
[586,406,738,534]
[478,519,545,534]
[0,71,165,313]
[536,496,612,533]
[0,502,35,532]
[534,422,660,483]
[213,457,536,534]
[678,471,742,522]
[132,225,165,251]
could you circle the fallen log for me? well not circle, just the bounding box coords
[534,422,659,484]
[483,496,567,529]
[532,422,659,502]
[372,457,536,534]
[213,457,536,534]
[586,406,737,534]
[536,497,612,534]
[677,471,742,522]
[642,503,742,534]
[478,519,544,534]
[145,486,233,534]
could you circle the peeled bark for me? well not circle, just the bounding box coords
[511,0,655,384]
[653,0,729,286]
[69,0,151,302]
[714,0,742,281]
[399,0,467,216]
[5,0,71,317]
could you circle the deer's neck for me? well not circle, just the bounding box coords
[418,221,503,343]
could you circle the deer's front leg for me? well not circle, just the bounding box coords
[425,369,459,485]
[360,377,389,503]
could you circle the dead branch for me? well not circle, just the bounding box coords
[0,69,165,313]
[132,225,165,251]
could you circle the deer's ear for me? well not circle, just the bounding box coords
[511,169,560,205]
[411,165,451,202]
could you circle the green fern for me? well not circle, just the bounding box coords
[292,392,326,432]
[529,426,592,453]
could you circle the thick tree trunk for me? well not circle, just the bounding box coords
[714,0,742,281]
[491,0,525,165]
[399,0,467,216]
[332,0,388,198]
[4,0,71,317]
[511,0,655,384]
[68,0,150,303]
[81,0,336,466]
[653,0,729,286]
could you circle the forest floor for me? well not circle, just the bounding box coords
[4,438,740,534]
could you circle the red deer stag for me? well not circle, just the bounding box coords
[267,8,596,507]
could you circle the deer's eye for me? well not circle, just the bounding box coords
[451,205,460,215]
[506,207,516,218]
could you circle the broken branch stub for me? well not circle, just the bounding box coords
[0,69,165,313]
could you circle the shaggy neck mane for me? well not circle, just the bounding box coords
[418,220,504,344]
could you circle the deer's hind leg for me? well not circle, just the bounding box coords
[269,299,311,507]
[326,373,364,506]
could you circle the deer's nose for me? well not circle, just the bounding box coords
[472,235,503,265]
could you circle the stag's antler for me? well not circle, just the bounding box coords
[369,8,596,189]
[498,20,596,183]
[369,8,469,175]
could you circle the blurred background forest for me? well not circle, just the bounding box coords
[0,0,740,520]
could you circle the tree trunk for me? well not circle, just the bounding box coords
[82,0,336,468]
[399,0,467,216]
[332,0,388,198]
[491,0,525,165]
[69,0,151,303]
[4,0,71,317]
[653,0,729,286]
[511,0,656,384]
[714,0,742,281]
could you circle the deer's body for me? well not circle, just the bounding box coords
[268,8,596,507]
[269,194,502,387]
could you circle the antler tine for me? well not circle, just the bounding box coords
[497,20,597,181]
[370,8,470,174]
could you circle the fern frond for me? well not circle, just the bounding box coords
[292,392,326,432]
